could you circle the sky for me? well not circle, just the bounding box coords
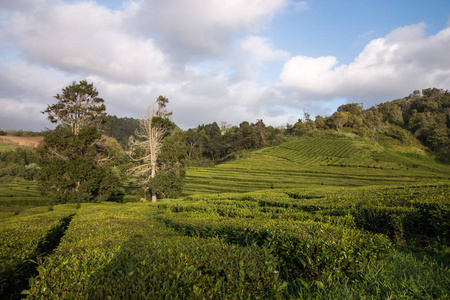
[1,0,449,131]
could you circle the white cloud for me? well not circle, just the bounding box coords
[240,36,290,62]
[6,1,170,84]
[280,23,450,104]
[0,0,295,130]
[130,0,289,60]
[0,58,72,130]
[1,1,449,132]
[279,55,339,94]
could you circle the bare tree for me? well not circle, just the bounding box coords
[127,106,166,202]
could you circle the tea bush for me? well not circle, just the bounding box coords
[25,203,287,299]
[0,205,76,297]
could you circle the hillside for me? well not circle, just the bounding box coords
[184,132,450,195]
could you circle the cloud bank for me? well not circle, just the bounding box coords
[0,0,449,131]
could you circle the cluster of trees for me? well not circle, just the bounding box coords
[34,80,187,204]
[104,88,448,165]
[2,82,448,202]
[286,88,449,156]
[185,120,283,163]
[0,148,38,182]
[0,130,46,137]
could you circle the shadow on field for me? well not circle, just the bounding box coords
[0,214,74,299]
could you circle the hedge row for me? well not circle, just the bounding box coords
[0,205,76,298]
[25,203,287,299]
[158,200,357,228]
[156,211,391,285]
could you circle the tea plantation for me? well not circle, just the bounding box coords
[1,134,449,299]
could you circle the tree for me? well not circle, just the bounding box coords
[185,128,202,159]
[128,96,188,201]
[364,109,384,141]
[43,80,107,135]
[104,116,141,149]
[127,106,166,202]
[155,96,173,120]
[36,127,120,203]
[332,111,348,132]
[149,131,188,199]
[37,81,120,203]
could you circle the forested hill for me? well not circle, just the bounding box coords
[103,88,449,162]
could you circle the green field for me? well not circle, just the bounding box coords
[1,134,449,299]
[0,144,16,152]
[184,133,449,194]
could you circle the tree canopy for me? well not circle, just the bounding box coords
[37,80,120,203]
[42,80,107,135]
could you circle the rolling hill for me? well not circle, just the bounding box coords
[184,132,450,195]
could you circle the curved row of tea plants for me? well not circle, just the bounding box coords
[185,135,450,195]
[155,183,449,298]
[24,203,287,299]
[0,205,76,298]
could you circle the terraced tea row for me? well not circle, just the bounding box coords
[260,135,378,166]
[24,203,286,299]
[184,135,450,195]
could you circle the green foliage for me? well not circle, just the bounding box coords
[149,132,189,199]
[0,182,447,298]
[36,127,121,203]
[154,183,449,296]
[25,204,286,299]
[10,130,45,137]
[0,205,76,298]
[42,80,107,134]
[128,99,188,201]
[156,212,391,284]
[187,119,283,164]
[104,115,140,149]
[0,148,37,182]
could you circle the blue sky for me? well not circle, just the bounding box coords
[1,0,449,130]
[267,0,450,62]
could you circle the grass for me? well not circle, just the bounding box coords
[0,144,16,152]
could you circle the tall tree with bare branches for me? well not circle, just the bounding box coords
[127,106,166,202]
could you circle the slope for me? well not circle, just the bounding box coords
[184,132,450,195]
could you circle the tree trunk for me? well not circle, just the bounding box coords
[151,154,157,202]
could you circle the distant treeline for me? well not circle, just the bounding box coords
[100,88,450,162]
[0,130,50,137]
[3,88,448,168]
